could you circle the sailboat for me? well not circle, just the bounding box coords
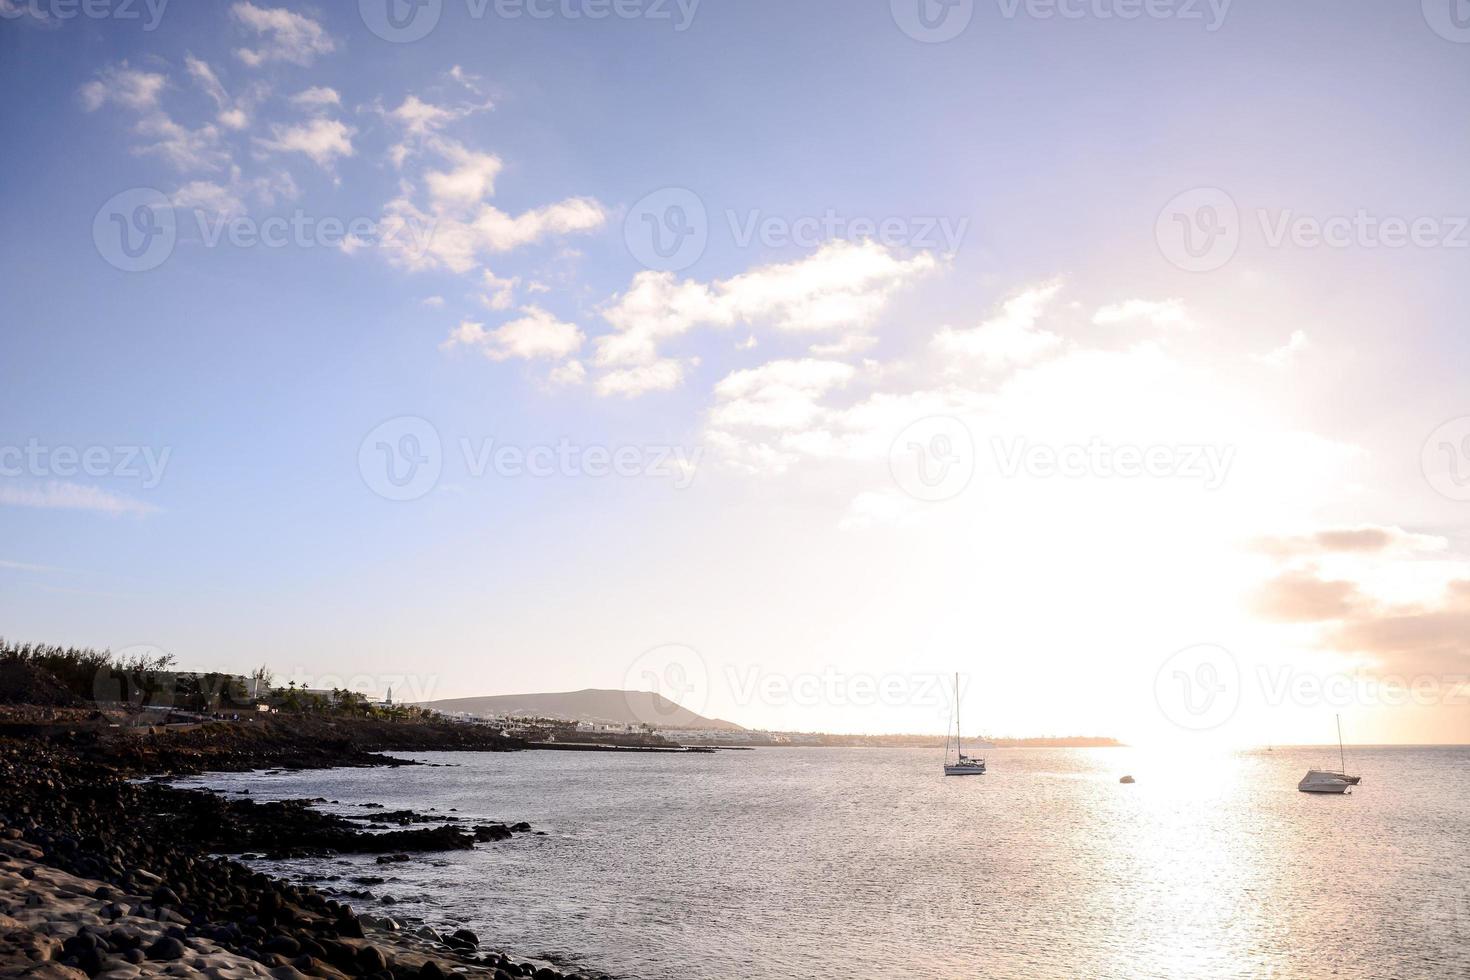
[1298,714,1359,793]
[943,672,986,776]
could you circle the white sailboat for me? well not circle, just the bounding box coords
[943,672,986,776]
[1298,714,1359,793]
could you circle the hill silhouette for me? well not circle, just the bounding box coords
[422,689,744,731]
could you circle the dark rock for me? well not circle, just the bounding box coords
[145,936,187,961]
[356,944,389,972]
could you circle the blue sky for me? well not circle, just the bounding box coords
[2,1,1468,743]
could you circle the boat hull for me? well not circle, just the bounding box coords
[1298,770,1351,793]
[943,764,986,776]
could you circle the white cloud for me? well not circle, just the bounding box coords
[810,334,878,356]
[230,2,335,67]
[256,117,354,169]
[932,281,1064,370]
[78,64,166,112]
[172,180,247,216]
[0,482,156,517]
[290,86,341,110]
[382,194,606,274]
[594,240,937,392]
[709,359,856,431]
[184,56,251,131]
[81,64,233,172]
[594,360,686,398]
[1093,297,1192,329]
[171,167,297,217]
[133,112,228,172]
[422,295,446,308]
[549,360,588,386]
[425,145,503,208]
[481,270,519,311]
[1259,330,1310,369]
[441,307,584,362]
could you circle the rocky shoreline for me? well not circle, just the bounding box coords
[0,723,609,980]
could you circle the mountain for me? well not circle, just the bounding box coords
[421,689,745,731]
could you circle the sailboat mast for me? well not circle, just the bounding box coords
[1336,714,1345,773]
[955,672,962,757]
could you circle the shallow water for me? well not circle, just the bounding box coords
[179,746,1470,979]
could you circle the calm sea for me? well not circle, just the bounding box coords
[178,746,1470,979]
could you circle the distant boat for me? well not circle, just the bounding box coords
[1299,715,1358,793]
[943,673,986,776]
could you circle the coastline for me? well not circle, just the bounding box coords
[0,716,610,980]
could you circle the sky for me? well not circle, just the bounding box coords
[1,0,1468,746]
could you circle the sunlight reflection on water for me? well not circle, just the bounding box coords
[181,746,1470,980]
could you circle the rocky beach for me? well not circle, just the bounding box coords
[0,713,608,980]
